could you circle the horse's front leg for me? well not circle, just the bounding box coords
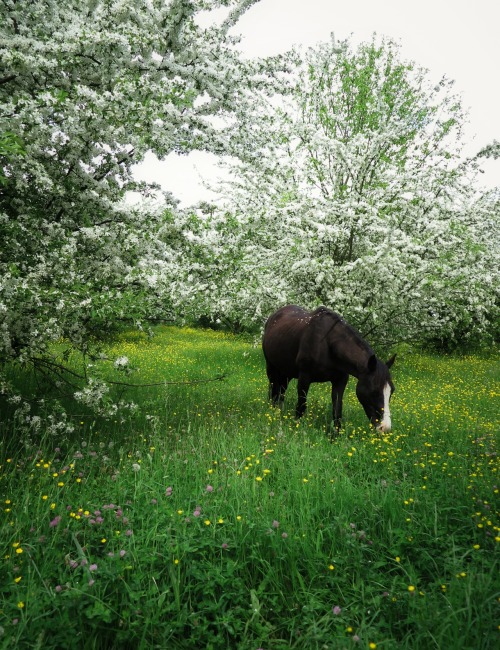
[331,373,349,433]
[296,373,311,418]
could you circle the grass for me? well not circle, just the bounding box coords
[0,326,498,649]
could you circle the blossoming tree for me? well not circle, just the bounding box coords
[0,0,276,412]
[187,37,499,347]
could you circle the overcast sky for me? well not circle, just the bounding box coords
[133,0,500,206]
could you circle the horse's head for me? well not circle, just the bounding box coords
[356,354,396,432]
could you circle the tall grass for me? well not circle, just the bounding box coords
[0,327,498,649]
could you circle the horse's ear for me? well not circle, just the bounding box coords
[386,354,396,369]
[367,355,377,373]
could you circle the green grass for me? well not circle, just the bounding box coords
[0,326,498,649]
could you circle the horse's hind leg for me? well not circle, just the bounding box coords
[266,364,289,407]
[296,373,311,418]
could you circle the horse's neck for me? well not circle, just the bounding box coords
[331,331,372,378]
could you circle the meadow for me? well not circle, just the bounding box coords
[0,326,498,649]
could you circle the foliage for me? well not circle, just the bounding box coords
[178,37,499,347]
[0,0,282,412]
[0,326,498,648]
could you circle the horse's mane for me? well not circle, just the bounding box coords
[312,306,378,363]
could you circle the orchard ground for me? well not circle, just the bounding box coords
[1,326,498,649]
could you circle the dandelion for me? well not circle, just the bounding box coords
[272,520,280,528]
[14,576,22,583]
[15,548,23,555]
[408,585,416,592]
[281,532,288,539]
[369,644,377,649]
[328,564,335,571]
[17,602,24,609]
[132,463,141,472]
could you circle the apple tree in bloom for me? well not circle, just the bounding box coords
[197,37,499,347]
[0,0,277,415]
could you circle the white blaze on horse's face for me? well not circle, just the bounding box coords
[376,383,392,433]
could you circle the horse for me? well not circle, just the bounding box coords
[262,305,396,433]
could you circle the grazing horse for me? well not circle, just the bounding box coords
[262,305,396,432]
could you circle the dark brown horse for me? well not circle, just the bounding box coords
[262,305,395,432]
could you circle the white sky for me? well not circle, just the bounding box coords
[133,0,500,206]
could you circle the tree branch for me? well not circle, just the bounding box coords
[31,356,226,389]
[0,74,17,85]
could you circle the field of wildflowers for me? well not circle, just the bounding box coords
[0,326,498,649]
